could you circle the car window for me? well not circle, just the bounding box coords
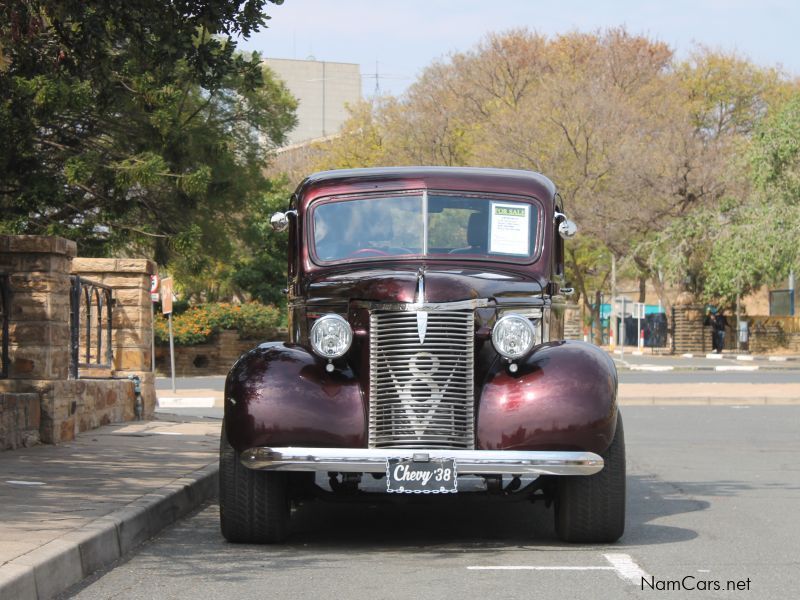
[311,193,538,262]
[313,195,423,261]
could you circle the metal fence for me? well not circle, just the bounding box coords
[69,275,114,379]
[0,273,9,379]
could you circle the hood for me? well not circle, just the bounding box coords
[304,266,545,306]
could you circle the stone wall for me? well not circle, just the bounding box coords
[0,393,40,449]
[71,258,157,416]
[155,330,281,376]
[0,236,155,448]
[564,302,583,341]
[747,316,800,353]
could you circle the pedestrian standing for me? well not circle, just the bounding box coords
[711,311,728,353]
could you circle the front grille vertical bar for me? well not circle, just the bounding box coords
[368,309,475,449]
[368,311,379,448]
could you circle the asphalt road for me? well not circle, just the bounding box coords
[66,406,800,599]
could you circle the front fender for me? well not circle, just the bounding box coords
[224,342,365,453]
[477,341,618,454]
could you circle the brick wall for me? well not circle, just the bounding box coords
[671,291,707,354]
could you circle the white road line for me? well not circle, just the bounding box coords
[769,356,788,362]
[5,480,46,486]
[681,353,694,358]
[604,553,651,585]
[467,553,651,588]
[715,365,759,372]
[467,566,615,571]
[736,355,754,361]
[705,353,724,359]
[630,365,675,372]
[157,397,215,408]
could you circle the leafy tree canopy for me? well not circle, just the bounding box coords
[307,28,795,309]
[0,0,296,276]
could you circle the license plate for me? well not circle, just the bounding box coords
[386,457,457,494]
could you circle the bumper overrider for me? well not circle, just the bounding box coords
[240,447,603,476]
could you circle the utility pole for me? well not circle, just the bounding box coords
[610,254,616,349]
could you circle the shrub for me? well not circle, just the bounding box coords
[154,302,284,345]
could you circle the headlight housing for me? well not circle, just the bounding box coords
[310,314,353,358]
[492,314,537,360]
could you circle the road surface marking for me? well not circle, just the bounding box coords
[715,365,759,372]
[157,397,215,408]
[630,364,674,372]
[736,355,754,361]
[604,553,651,585]
[769,356,788,362]
[705,353,724,360]
[681,353,694,358]
[5,480,46,486]
[468,553,651,587]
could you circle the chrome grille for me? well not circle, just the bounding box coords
[369,310,475,449]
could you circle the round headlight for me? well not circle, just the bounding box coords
[492,314,536,359]
[310,314,353,358]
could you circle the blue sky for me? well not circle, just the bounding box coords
[237,0,800,97]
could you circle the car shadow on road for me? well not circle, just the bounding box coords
[620,473,705,547]
[68,473,716,595]
[68,474,711,592]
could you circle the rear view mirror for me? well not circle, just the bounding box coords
[558,219,577,239]
[270,212,290,232]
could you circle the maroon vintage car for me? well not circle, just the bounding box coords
[220,167,624,543]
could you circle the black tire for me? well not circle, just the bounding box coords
[555,412,626,543]
[219,424,289,543]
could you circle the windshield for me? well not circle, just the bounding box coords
[312,193,539,263]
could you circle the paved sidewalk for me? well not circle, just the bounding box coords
[0,416,220,600]
[619,382,800,404]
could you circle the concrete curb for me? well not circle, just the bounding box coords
[620,397,800,405]
[0,462,219,600]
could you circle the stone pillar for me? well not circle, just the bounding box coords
[71,258,158,418]
[0,236,76,443]
[563,302,583,341]
[671,292,706,354]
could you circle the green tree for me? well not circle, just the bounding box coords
[642,94,800,305]
[0,0,296,274]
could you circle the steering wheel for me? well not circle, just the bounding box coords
[349,248,390,257]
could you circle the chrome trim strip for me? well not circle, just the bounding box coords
[350,298,490,312]
[240,447,604,476]
[422,189,429,255]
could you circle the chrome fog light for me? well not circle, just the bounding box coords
[492,314,536,359]
[310,314,353,358]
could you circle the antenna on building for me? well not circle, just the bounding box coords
[362,62,410,98]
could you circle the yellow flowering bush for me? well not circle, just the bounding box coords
[154,303,284,345]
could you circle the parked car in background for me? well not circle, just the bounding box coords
[220,167,624,543]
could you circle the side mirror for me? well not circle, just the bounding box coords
[558,219,577,239]
[270,211,293,232]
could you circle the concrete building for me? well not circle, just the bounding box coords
[264,58,361,146]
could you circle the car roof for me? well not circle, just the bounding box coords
[295,167,557,202]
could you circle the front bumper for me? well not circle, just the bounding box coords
[240,447,603,476]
